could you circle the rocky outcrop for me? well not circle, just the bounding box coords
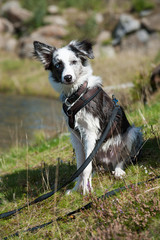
[0,0,160,58]
[112,14,141,45]
[1,1,32,29]
[142,12,160,32]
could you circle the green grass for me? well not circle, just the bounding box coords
[0,91,160,239]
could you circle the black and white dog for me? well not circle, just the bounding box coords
[33,40,142,195]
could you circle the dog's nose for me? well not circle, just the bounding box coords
[64,75,72,83]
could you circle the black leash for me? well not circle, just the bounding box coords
[3,175,160,240]
[0,105,120,219]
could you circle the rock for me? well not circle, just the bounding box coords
[18,35,63,58]
[150,64,160,92]
[139,9,153,17]
[101,45,115,58]
[112,14,141,45]
[120,31,160,54]
[97,31,111,44]
[95,13,104,24]
[141,13,160,31]
[47,5,59,15]
[33,25,67,38]
[63,7,88,26]
[0,18,14,34]
[0,34,17,52]
[136,29,149,43]
[1,0,32,28]
[44,15,68,27]
[93,44,115,58]
[103,11,119,32]
[1,1,20,13]
[5,37,17,51]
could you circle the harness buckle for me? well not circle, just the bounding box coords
[112,95,119,106]
[66,108,73,117]
[65,98,72,107]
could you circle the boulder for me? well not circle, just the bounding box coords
[0,17,14,34]
[136,29,149,43]
[63,7,88,26]
[0,34,17,52]
[5,37,17,51]
[141,13,160,31]
[1,0,32,28]
[120,31,160,54]
[18,35,63,58]
[47,5,59,15]
[32,25,67,38]
[95,13,104,24]
[97,31,111,44]
[44,15,68,27]
[112,14,141,45]
[93,44,115,58]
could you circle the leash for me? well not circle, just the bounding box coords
[3,175,160,239]
[0,104,120,219]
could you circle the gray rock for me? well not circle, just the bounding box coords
[5,37,17,51]
[47,5,59,15]
[101,45,115,58]
[18,35,64,58]
[136,29,149,43]
[121,31,160,55]
[139,9,152,17]
[97,31,111,44]
[1,0,32,27]
[44,15,68,27]
[32,25,67,38]
[141,13,160,31]
[93,44,115,58]
[95,13,104,24]
[113,14,141,44]
[0,18,14,33]
[0,34,17,52]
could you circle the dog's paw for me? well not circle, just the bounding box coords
[65,189,74,195]
[112,168,126,179]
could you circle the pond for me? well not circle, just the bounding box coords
[0,94,65,151]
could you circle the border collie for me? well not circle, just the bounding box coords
[33,40,142,195]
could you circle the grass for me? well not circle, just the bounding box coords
[0,89,160,239]
[0,49,156,98]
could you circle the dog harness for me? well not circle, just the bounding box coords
[63,81,102,129]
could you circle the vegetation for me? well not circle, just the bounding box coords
[132,0,155,12]
[0,50,155,98]
[0,87,160,238]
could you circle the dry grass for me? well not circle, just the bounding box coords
[0,49,156,98]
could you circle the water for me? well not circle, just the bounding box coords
[0,94,65,150]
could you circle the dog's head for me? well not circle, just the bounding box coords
[33,40,94,93]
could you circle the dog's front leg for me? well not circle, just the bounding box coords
[67,130,96,195]
[80,130,98,194]
[66,130,85,195]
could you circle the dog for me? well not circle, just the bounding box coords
[33,40,142,195]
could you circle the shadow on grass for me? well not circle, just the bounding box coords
[0,161,76,203]
[0,137,159,204]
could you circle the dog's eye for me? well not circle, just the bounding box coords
[72,60,77,65]
[55,63,61,69]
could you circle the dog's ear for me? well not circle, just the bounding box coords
[33,41,56,70]
[69,40,94,59]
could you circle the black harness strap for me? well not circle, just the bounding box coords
[63,84,102,129]
[0,105,120,219]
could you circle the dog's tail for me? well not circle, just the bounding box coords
[127,126,143,162]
